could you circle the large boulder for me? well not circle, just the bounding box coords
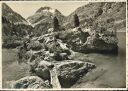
[56,60,96,87]
[83,31,118,54]
[58,27,90,53]
[34,61,54,80]
[12,76,52,89]
[29,59,54,80]
[58,27,118,54]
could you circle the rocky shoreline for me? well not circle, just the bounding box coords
[6,26,118,89]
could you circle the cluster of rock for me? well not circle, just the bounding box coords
[12,29,96,89]
[12,26,118,89]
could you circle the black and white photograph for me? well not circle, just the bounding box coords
[1,1,126,89]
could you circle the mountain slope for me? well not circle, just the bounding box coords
[63,2,126,31]
[2,3,33,48]
[2,3,27,24]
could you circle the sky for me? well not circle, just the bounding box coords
[5,1,88,19]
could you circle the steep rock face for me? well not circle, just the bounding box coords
[63,2,126,31]
[12,76,52,89]
[27,7,65,35]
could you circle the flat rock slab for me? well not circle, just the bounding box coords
[55,60,96,88]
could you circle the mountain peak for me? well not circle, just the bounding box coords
[36,6,54,13]
[2,3,13,12]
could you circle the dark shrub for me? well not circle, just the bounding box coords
[53,16,60,31]
[73,14,80,27]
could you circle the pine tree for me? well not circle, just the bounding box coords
[53,16,59,31]
[73,14,80,27]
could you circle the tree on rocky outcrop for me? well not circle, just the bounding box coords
[53,16,59,31]
[73,14,80,27]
